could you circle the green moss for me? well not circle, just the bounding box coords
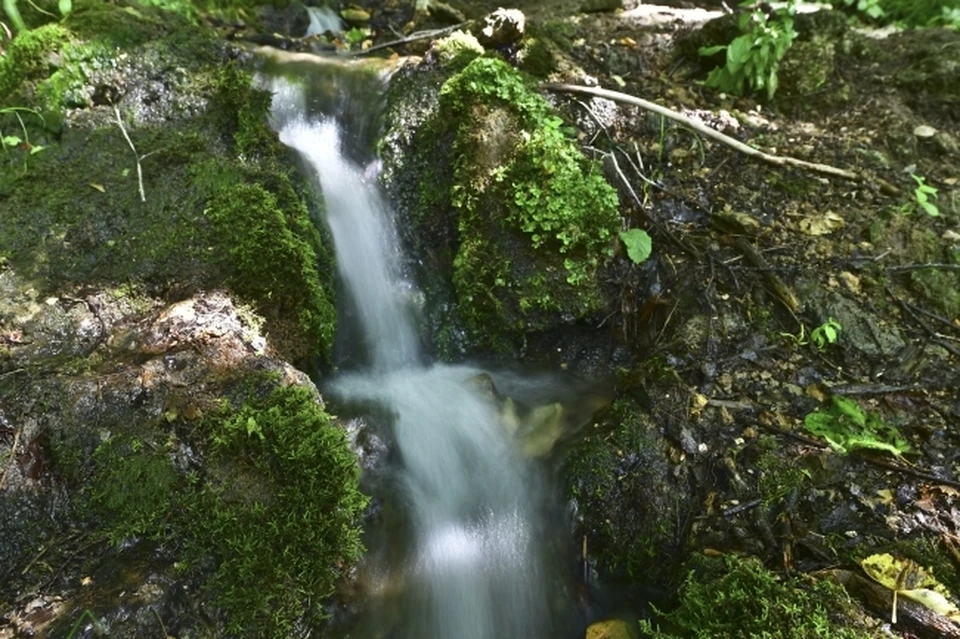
[192,381,367,636]
[207,178,337,358]
[0,35,336,359]
[753,434,809,505]
[431,30,484,65]
[641,554,875,638]
[75,377,367,637]
[430,56,619,347]
[211,63,280,161]
[563,398,676,580]
[90,438,182,544]
[0,23,71,100]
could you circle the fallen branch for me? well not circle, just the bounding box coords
[348,22,468,57]
[543,83,863,183]
[114,105,145,203]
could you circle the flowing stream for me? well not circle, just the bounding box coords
[264,60,584,638]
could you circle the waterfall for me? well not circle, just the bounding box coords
[268,70,561,638]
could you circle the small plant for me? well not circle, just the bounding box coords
[910,173,939,216]
[809,317,842,350]
[804,395,911,458]
[2,0,71,32]
[781,317,841,351]
[343,26,370,49]
[1,106,46,167]
[698,0,798,99]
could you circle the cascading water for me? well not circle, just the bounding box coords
[265,62,582,638]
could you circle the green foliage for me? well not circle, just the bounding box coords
[910,173,940,216]
[194,383,368,636]
[620,228,653,264]
[640,554,874,638]
[0,106,46,169]
[804,395,911,457]
[3,0,26,31]
[699,0,798,99]
[809,317,842,350]
[781,318,841,351]
[877,0,960,27]
[836,0,886,20]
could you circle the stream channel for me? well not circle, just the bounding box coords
[261,54,605,638]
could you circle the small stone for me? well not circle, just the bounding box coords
[340,8,371,25]
[473,8,525,48]
[586,618,633,639]
[913,124,937,138]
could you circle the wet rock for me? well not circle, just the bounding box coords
[259,3,310,37]
[581,0,623,13]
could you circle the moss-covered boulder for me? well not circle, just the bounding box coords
[0,2,362,635]
[563,387,692,585]
[380,48,620,355]
[0,0,336,363]
[0,281,366,637]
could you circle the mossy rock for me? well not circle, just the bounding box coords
[381,54,620,354]
[641,554,876,638]
[1,286,366,636]
[0,0,336,361]
[563,395,687,583]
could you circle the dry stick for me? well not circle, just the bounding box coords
[114,105,145,203]
[348,22,468,56]
[0,427,22,491]
[542,83,862,182]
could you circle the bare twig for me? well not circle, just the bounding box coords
[542,83,863,183]
[348,22,468,56]
[114,105,145,203]
[887,263,960,273]
[0,426,22,490]
[861,456,960,491]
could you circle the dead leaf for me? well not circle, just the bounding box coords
[798,211,844,236]
[861,553,960,624]
[89,183,106,193]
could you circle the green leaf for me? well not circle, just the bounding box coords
[698,44,728,57]
[832,395,866,426]
[2,135,22,147]
[58,0,71,16]
[619,229,652,264]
